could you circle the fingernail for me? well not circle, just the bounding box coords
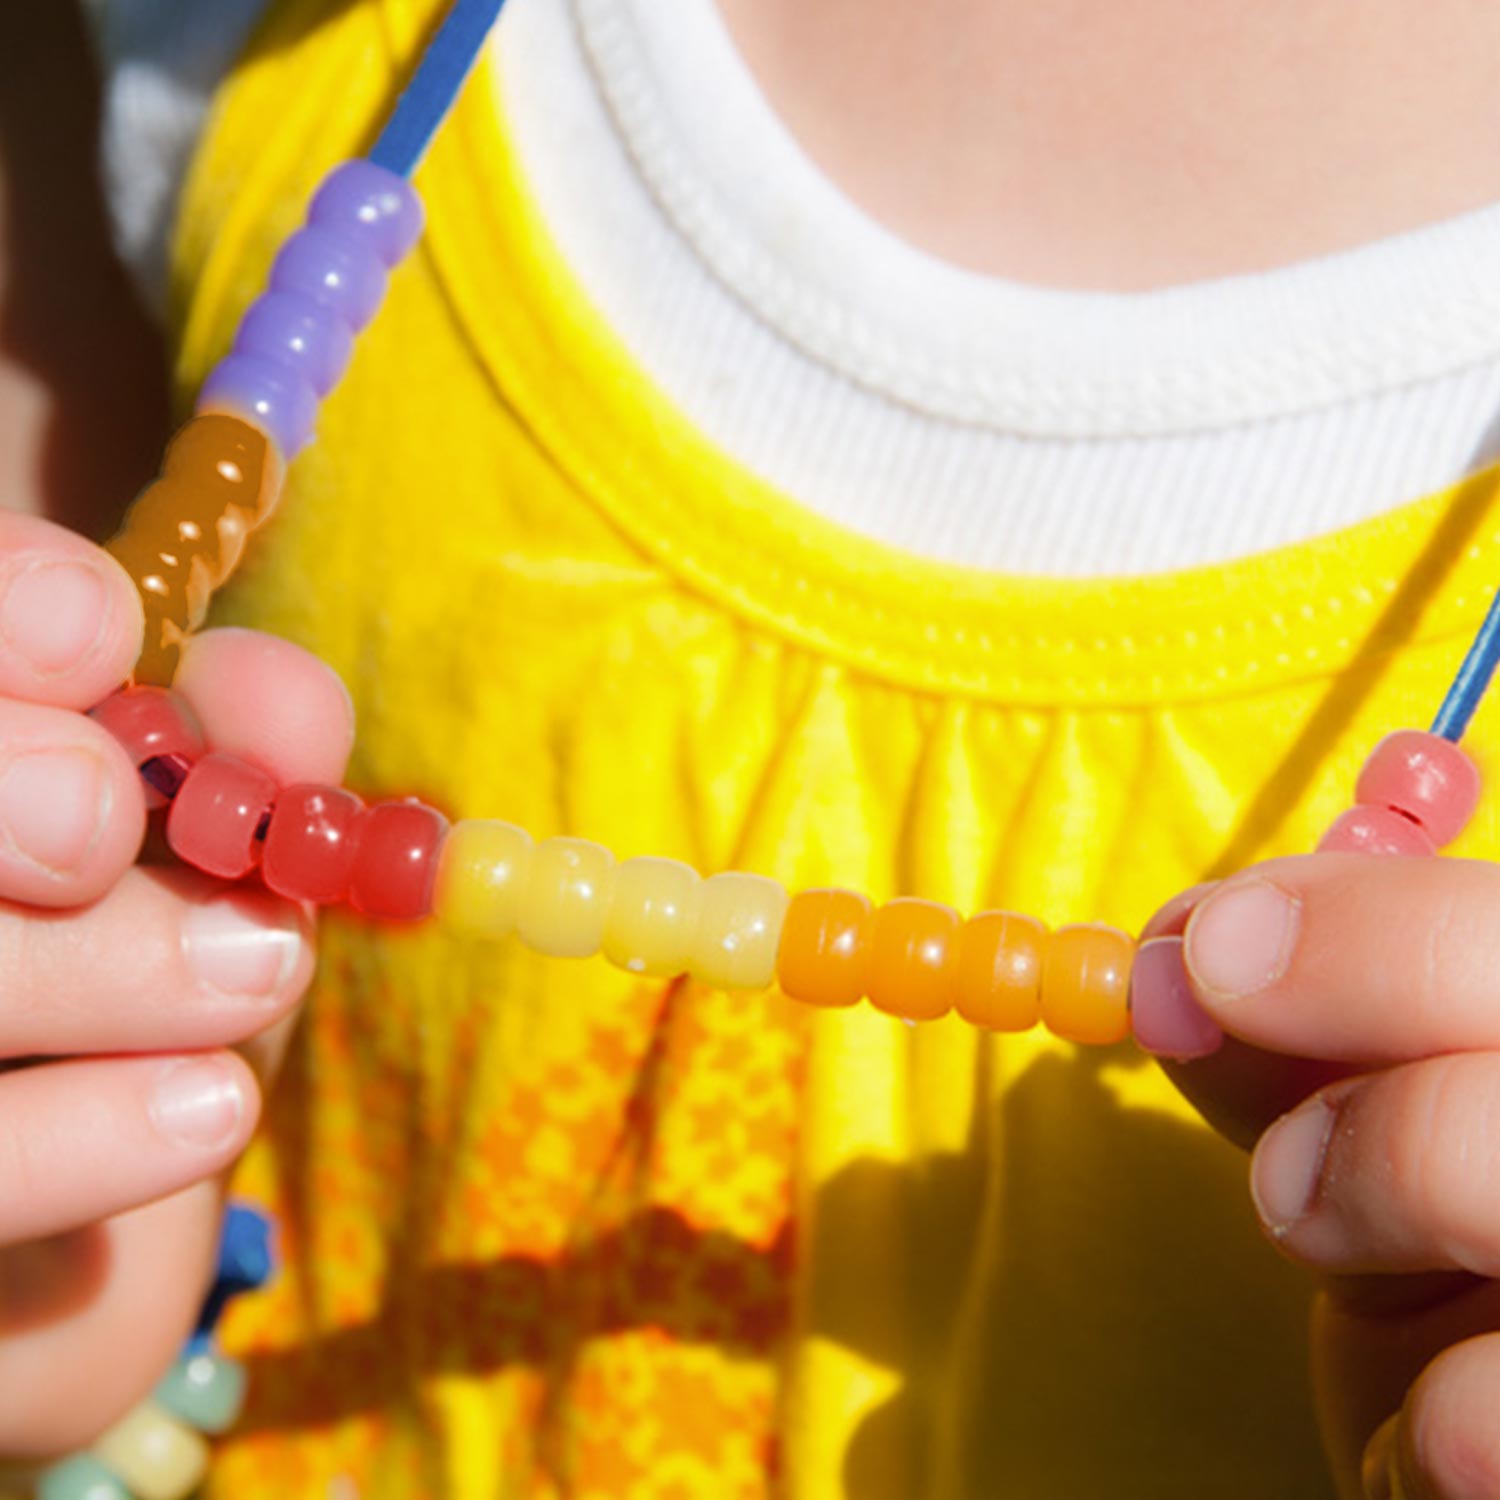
[0,561,109,677]
[183,899,302,999]
[149,1057,245,1150]
[1186,878,1301,1001]
[1131,937,1225,1059]
[1251,1097,1334,1236]
[0,749,109,875]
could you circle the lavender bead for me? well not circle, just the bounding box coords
[309,160,425,267]
[234,291,354,397]
[198,354,318,456]
[270,226,387,331]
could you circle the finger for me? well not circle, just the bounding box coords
[0,1185,221,1456]
[1182,853,1500,1064]
[1385,1333,1500,1500]
[1313,1273,1500,1492]
[1250,1054,1500,1276]
[0,1051,259,1246]
[1159,1027,1347,1152]
[174,626,354,785]
[0,697,144,907]
[0,865,312,1058]
[0,514,142,709]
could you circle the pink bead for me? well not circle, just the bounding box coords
[1354,730,1481,848]
[262,785,364,905]
[1130,937,1224,1060]
[167,753,277,878]
[348,799,448,920]
[89,687,206,809]
[1317,805,1437,857]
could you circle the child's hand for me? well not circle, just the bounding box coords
[0,513,353,1457]
[1145,855,1500,1499]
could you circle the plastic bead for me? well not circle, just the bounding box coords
[1354,730,1481,847]
[198,354,318,457]
[1041,924,1133,1046]
[154,1351,247,1435]
[89,687,206,809]
[262,784,365,905]
[1317,805,1437,856]
[192,1202,274,1347]
[776,888,873,1008]
[106,415,284,683]
[309,159,425,266]
[234,291,354,397]
[866,897,960,1021]
[517,836,615,958]
[690,871,790,991]
[1130,936,1224,1060]
[166,753,277,879]
[161,413,283,525]
[953,910,1046,1031]
[90,1403,209,1500]
[348,799,449,919]
[36,1455,130,1500]
[435,820,534,937]
[270,226,387,330]
[602,856,701,976]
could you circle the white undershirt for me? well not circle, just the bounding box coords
[84,0,1500,574]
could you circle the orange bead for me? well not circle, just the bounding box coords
[777,889,873,1008]
[866,897,960,1021]
[1040,924,1134,1045]
[953,911,1046,1031]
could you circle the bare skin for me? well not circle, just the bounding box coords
[717,0,1500,288]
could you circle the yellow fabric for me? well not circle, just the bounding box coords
[171,2,1500,1495]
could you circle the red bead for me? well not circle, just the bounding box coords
[89,687,206,809]
[167,753,277,878]
[348,799,448,919]
[1354,730,1481,848]
[262,784,364,905]
[1317,805,1437,857]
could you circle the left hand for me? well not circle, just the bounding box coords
[1145,852,1500,1500]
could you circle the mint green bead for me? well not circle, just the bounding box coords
[154,1350,247,1435]
[37,1455,130,1500]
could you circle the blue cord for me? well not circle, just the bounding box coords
[370,0,507,179]
[1431,585,1500,742]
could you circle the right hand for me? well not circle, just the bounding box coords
[0,512,354,1458]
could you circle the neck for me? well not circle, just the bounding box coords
[715,0,1500,289]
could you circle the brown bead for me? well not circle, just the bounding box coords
[162,413,283,524]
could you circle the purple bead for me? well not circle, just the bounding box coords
[233,291,354,397]
[309,160,425,267]
[198,354,318,456]
[270,226,387,331]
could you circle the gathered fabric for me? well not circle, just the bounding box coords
[171,1,1500,1494]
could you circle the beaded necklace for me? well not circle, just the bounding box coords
[22,2,1500,1493]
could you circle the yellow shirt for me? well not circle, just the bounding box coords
[172,0,1500,1494]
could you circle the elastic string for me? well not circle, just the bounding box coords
[371,0,507,178]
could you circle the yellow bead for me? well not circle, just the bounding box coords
[603,856,702,976]
[516,836,615,957]
[436,820,535,937]
[690,871,790,991]
[91,1402,208,1500]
